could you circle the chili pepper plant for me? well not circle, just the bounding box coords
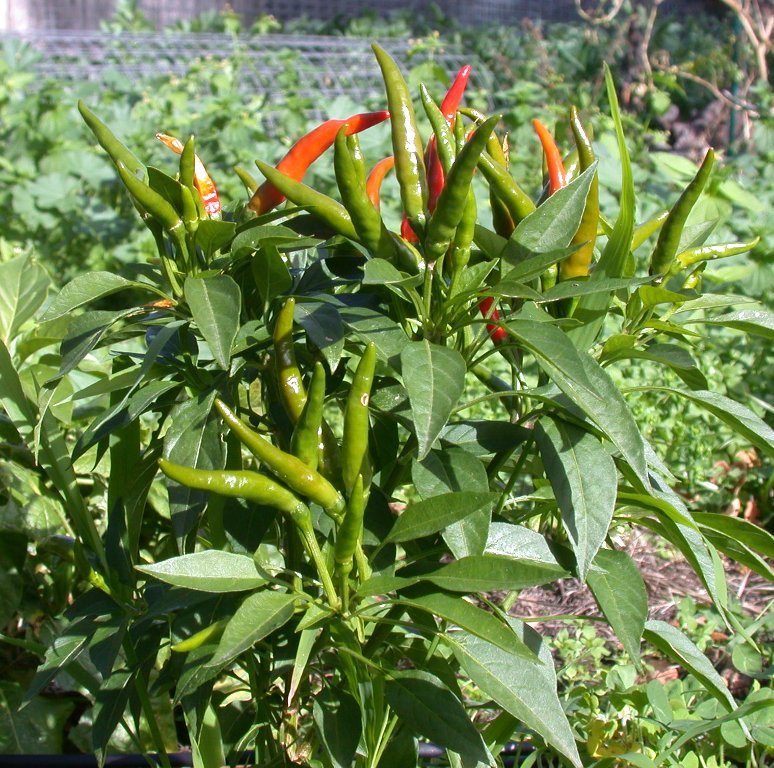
[5,45,773,767]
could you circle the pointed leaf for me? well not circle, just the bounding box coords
[535,415,617,580]
[184,274,241,370]
[644,619,737,712]
[401,340,466,459]
[385,670,490,765]
[207,591,295,669]
[422,554,567,593]
[385,492,498,544]
[688,309,774,340]
[587,549,647,662]
[313,689,362,768]
[250,241,292,315]
[136,551,267,592]
[449,619,582,768]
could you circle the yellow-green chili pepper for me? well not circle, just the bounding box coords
[649,148,715,278]
[342,343,377,497]
[675,237,760,270]
[273,297,306,423]
[334,473,366,611]
[477,151,536,224]
[372,43,428,237]
[171,618,228,653]
[254,158,358,241]
[78,100,145,177]
[214,399,345,523]
[560,107,599,280]
[290,360,326,471]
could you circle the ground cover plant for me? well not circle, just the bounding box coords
[1,33,772,767]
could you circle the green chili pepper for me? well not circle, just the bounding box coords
[158,457,307,522]
[681,264,704,290]
[290,361,326,471]
[234,165,259,195]
[334,126,390,255]
[675,236,760,269]
[342,343,376,497]
[78,100,145,177]
[273,297,306,423]
[254,158,358,240]
[372,43,428,236]
[179,135,196,190]
[171,618,228,653]
[631,211,669,251]
[116,162,185,234]
[477,151,536,224]
[215,398,345,523]
[649,148,715,278]
[561,107,599,280]
[420,84,456,175]
[334,473,366,611]
[449,188,477,280]
[425,114,501,262]
[159,457,339,608]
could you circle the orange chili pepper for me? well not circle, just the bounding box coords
[248,111,390,215]
[365,156,395,209]
[156,132,221,217]
[531,119,567,195]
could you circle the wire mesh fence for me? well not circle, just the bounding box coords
[3,32,491,131]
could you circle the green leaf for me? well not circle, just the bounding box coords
[693,511,774,559]
[385,670,490,764]
[0,253,50,344]
[385,492,498,544]
[313,689,362,768]
[207,591,295,670]
[449,619,582,768]
[508,319,649,486]
[136,551,267,592]
[540,276,651,303]
[587,549,647,662]
[184,274,241,370]
[508,164,597,257]
[163,392,226,550]
[497,247,575,287]
[195,219,236,258]
[92,669,133,761]
[400,590,536,659]
[230,222,308,259]
[401,340,466,459]
[412,449,490,558]
[58,309,138,379]
[0,680,74,753]
[250,241,292,316]
[647,387,774,457]
[569,66,635,351]
[422,554,566,593]
[485,523,562,567]
[295,301,345,371]
[643,619,737,712]
[535,415,617,580]
[689,309,774,340]
[41,271,153,322]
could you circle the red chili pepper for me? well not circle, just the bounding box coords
[532,119,567,195]
[365,155,395,209]
[248,111,390,214]
[426,65,472,213]
[401,215,419,244]
[156,132,221,217]
[478,296,507,343]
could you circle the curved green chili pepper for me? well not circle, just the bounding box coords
[171,618,228,653]
[215,399,346,523]
[681,264,705,290]
[342,343,376,497]
[78,100,145,177]
[254,158,358,240]
[334,126,389,255]
[425,114,501,262]
[179,135,196,190]
[234,165,259,195]
[675,236,760,270]
[273,297,306,423]
[334,473,365,610]
[290,361,326,471]
[631,211,669,251]
[449,188,477,280]
[419,83,456,175]
[649,148,715,277]
[372,43,428,236]
[561,107,599,280]
[116,162,185,234]
[158,457,307,522]
[477,151,536,224]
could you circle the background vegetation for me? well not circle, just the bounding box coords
[0,1,771,763]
